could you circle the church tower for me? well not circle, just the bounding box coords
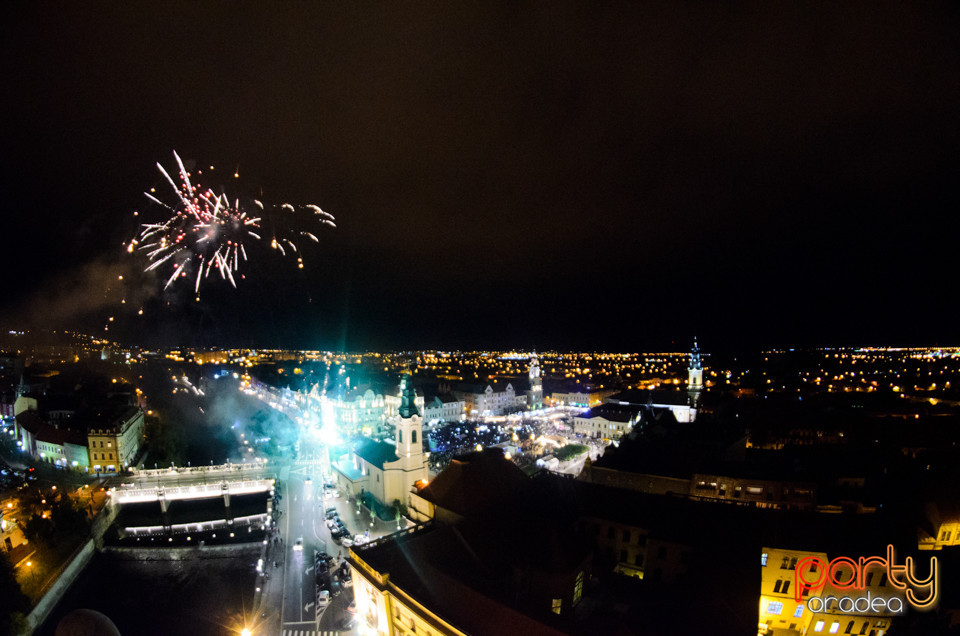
[396,369,424,461]
[687,338,703,405]
[528,352,543,411]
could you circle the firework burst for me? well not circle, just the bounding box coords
[128,151,334,293]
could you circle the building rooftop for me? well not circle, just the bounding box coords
[606,388,691,407]
[417,448,527,517]
[353,438,400,469]
[577,403,643,422]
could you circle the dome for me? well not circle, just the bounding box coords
[55,609,121,636]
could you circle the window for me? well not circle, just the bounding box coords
[573,571,584,605]
[943,530,952,542]
[829,622,840,634]
[620,550,627,562]
[761,552,769,566]
[551,599,562,615]
[773,580,790,594]
[634,554,643,566]
[766,601,783,615]
[412,430,417,444]
[790,557,798,569]
[398,431,402,444]
[781,557,790,569]
[814,621,825,632]
[794,605,804,618]
[845,620,855,633]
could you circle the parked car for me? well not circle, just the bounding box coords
[317,589,331,611]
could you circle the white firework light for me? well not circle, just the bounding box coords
[128,151,335,293]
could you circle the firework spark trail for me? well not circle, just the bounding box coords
[128,151,335,294]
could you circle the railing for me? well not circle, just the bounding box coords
[121,513,270,537]
[351,521,433,552]
[111,478,275,503]
[130,458,269,478]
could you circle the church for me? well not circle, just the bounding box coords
[332,371,429,510]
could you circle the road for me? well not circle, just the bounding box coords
[280,461,327,635]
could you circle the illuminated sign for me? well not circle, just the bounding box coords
[795,545,938,613]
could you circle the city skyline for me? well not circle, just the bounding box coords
[3,4,960,351]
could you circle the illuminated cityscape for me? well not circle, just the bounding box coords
[4,3,960,636]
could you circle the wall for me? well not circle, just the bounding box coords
[23,539,95,635]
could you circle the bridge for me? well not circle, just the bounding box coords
[110,478,275,505]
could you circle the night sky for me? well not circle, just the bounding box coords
[3,3,960,352]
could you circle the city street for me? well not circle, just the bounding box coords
[280,469,325,633]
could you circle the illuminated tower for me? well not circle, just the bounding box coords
[687,338,703,405]
[396,369,423,461]
[528,352,543,410]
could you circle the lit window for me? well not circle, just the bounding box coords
[551,598,562,615]
[829,622,840,634]
[573,571,584,605]
[794,604,804,618]
[815,621,825,632]
[761,552,768,566]
[767,601,783,615]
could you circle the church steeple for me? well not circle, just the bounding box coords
[398,368,420,419]
[687,338,704,403]
[528,352,543,410]
[396,368,423,460]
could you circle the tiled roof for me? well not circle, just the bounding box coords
[354,438,399,469]
[418,448,527,517]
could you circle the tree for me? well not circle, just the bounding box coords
[24,513,54,544]
[0,552,30,635]
[51,495,89,538]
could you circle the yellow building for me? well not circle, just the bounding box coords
[88,407,145,473]
[759,546,899,636]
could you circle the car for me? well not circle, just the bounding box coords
[293,537,304,551]
[325,510,338,520]
[341,537,353,547]
[317,589,331,610]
